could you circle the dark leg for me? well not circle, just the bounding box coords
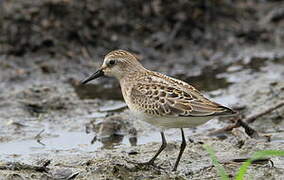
[173,128,187,171]
[147,131,167,164]
[127,132,167,167]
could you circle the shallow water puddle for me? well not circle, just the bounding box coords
[0,128,200,162]
[0,132,94,160]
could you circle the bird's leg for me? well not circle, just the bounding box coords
[147,131,167,165]
[173,128,186,171]
[127,132,167,169]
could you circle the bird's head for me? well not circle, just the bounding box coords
[81,50,144,84]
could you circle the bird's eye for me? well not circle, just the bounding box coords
[109,60,116,66]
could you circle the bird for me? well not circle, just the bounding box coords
[81,49,236,171]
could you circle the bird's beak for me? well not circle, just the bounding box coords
[81,69,104,84]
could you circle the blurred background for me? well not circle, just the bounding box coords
[0,0,284,179]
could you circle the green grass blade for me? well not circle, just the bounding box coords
[204,145,229,180]
[235,150,284,180]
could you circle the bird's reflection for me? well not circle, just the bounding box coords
[86,115,138,149]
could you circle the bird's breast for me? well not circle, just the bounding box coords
[120,80,134,108]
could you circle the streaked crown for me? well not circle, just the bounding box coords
[105,50,138,61]
[101,50,145,79]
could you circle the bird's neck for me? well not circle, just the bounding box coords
[118,70,145,105]
[119,68,148,82]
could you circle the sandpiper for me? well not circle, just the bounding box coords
[81,50,236,171]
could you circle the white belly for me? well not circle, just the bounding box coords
[131,111,212,129]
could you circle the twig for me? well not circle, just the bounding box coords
[238,119,259,138]
[209,119,239,135]
[209,101,284,137]
[209,117,259,138]
[230,158,273,167]
[245,101,284,124]
[67,172,80,180]
[35,129,46,146]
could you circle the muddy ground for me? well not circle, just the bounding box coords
[0,0,284,179]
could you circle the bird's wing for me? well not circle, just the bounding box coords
[130,82,235,117]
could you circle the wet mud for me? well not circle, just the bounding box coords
[1,0,284,179]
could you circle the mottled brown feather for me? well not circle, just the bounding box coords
[129,76,235,117]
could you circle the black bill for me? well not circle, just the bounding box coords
[81,69,104,84]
